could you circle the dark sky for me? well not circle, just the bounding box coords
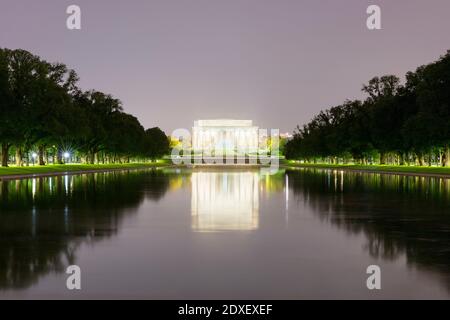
[1,0,449,134]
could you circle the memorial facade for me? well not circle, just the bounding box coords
[192,119,259,153]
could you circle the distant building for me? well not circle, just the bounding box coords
[280,132,293,139]
[192,119,259,153]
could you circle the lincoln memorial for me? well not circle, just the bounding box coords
[192,119,259,154]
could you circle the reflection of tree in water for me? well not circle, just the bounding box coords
[287,169,450,289]
[0,169,170,290]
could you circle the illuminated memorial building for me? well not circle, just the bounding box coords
[190,120,261,231]
[192,119,259,153]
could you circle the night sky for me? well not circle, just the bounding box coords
[1,0,449,134]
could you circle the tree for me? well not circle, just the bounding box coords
[30,63,80,165]
[0,49,44,166]
[144,127,169,161]
[0,47,170,167]
[105,112,145,162]
[0,48,12,166]
[285,51,450,166]
[74,90,123,164]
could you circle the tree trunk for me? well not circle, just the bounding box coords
[89,152,95,164]
[399,153,405,166]
[15,147,24,166]
[417,153,424,166]
[1,143,10,167]
[38,145,46,166]
[446,146,450,167]
[379,152,386,165]
[442,146,450,167]
[56,148,63,164]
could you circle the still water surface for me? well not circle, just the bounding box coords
[0,168,450,299]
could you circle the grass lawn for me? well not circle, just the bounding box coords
[0,161,171,177]
[282,160,450,176]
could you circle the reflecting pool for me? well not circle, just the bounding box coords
[0,167,449,299]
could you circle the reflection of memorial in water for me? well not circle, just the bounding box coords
[191,171,259,232]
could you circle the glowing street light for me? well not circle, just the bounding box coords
[63,152,70,163]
